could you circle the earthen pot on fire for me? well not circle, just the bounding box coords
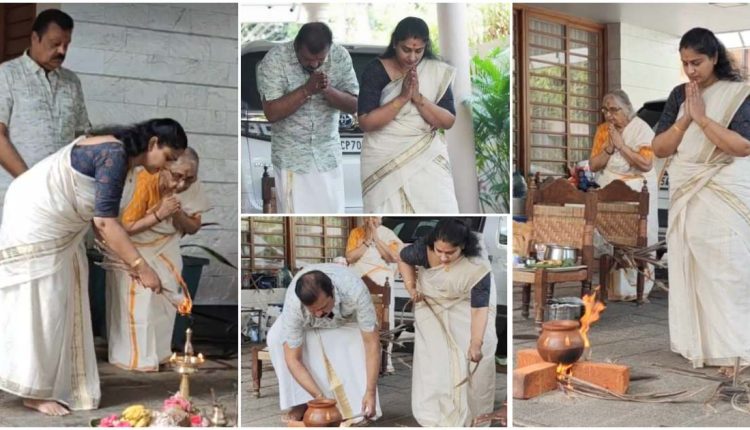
[537,320,585,364]
[303,399,343,427]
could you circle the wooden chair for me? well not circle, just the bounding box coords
[362,275,392,375]
[261,165,276,213]
[513,178,598,332]
[250,344,271,398]
[250,277,393,397]
[595,179,649,304]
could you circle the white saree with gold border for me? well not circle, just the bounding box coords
[412,255,497,426]
[361,59,459,213]
[597,117,659,300]
[667,80,750,367]
[0,139,133,410]
[107,179,210,371]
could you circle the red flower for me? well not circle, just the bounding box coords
[190,414,203,427]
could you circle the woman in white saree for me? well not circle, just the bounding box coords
[358,17,459,213]
[107,148,209,371]
[652,28,750,375]
[0,118,187,415]
[589,90,659,301]
[398,219,497,426]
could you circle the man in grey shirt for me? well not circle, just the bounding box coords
[256,23,358,213]
[266,264,382,423]
[0,9,90,179]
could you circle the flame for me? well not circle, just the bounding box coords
[556,363,573,384]
[177,296,193,316]
[579,286,606,349]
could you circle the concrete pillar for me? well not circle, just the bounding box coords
[437,3,480,213]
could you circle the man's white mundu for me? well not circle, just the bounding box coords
[361,59,459,213]
[107,179,210,371]
[668,80,750,367]
[266,264,382,420]
[412,256,497,426]
[0,140,131,409]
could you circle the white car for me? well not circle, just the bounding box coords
[241,40,385,213]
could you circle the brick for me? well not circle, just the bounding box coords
[513,362,558,399]
[516,348,545,368]
[571,361,630,394]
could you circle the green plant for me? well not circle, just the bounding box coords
[180,223,237,269]
[470,47,510,212]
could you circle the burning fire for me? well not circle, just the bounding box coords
[177,296,192,316]
[556,363,573,383]
[554,287,606,384]
[579,286,606,349]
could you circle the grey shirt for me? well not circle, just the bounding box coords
[256,42,359,174]
[0,51,90,168]
[280,263,377,348]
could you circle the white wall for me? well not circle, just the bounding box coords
[607,22,684,110]
[61,3,238,304]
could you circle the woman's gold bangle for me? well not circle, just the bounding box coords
[392,98,404,111]
[130,257,144,269]
[673,123,685,133]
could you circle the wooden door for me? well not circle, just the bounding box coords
[1,4,35,63]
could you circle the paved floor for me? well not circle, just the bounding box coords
[241,343,507,427]
[0,344,238,427]
[512,282,750,427]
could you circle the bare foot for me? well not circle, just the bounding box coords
[281,404,307,423]
[23,399,70,416]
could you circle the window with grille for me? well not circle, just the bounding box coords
[241,216,286,287]
[514,7,605,178]
[293,217,351,268]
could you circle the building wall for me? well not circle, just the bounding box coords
[61,3,238,304]
[607,22,683,110]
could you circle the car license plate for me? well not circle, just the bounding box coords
[341,138,362,154]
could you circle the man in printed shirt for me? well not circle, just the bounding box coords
[0,9,90,214]
[256,22,358,213]
[266,264,382,423]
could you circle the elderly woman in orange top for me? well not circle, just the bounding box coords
[345,217,402,285]
[589,89,659,301]
[106,148,210,372]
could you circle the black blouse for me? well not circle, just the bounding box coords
[70,141,129,217]
[655,83,750,139]
[400,237,491,308]
[357,59,456,116]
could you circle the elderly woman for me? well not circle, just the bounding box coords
[589,90,659,301]
[652,27,750,376]
[358,17,458,213]
[0,118,187,415]
[398,218,496,426]
[107,148,210,372]
[345,217,402,285]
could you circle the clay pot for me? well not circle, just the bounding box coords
[537,320,585,364]
[302,399,343,427]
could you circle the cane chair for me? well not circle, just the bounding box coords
[595,179,650,304]
[514,177,598,332]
